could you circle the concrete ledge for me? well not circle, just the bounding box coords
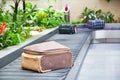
[92,30,120,43]
[0,28,58,68]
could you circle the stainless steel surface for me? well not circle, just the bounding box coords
[95,30,120,38]
[92,30,120,43]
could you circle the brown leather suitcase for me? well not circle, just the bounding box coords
[21,41,73,72]
[21,52,72,72]
[23,41,70,55]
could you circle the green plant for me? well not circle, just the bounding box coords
[10,2,38,27]
[0,8,12,23]
[35,5,66,28]
[0,2,65,50]
[48,0,56,2]
[36,10,48,27]
[12,0,27,21]
[0,1,39,50]
[106,0,111,2]
[0,22,31,50]
[44,5,65,28]
[72,20,83,24]
[0,1,33,50]
[25,2,38,20]
[80,7,115,23]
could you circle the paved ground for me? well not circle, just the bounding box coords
[77,43,120,80]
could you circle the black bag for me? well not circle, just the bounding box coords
[59,24,76,34]
[87,20,105,29]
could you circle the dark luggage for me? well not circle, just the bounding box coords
[87,20,105,29]
[59,24,76,34]
[21,41,73,73]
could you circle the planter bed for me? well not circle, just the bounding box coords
[0,28,58,68]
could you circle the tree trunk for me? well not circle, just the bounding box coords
[14,2,19,14]
[23,0,26,13]
[13,0,20,21]
[13,2,18,21]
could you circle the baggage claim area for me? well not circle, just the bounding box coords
[0,24,120,80]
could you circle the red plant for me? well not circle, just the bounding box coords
[0,23,7,35]
[64,4,69,12]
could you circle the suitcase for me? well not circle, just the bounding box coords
[21,41,73,72]
[87,20,105,29]
[21,52,72,72]
[59,24,76,34]
[24,41,70,55]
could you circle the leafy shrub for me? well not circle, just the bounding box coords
[0,3,65,50]
[0,8,12,23]
[72,20,83,24]
[0,22,31,50]
[106,0,111,2]
[10,2,38,27]
[81,7,115,23]
[35,5,66,28]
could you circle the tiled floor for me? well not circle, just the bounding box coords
[77,43,120,80]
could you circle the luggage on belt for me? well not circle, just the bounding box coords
[21,41,73,72]
[58,24,77,34]
[87,19,105,29]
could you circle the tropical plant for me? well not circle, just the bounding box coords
[80,7,115,23]
[106,0,111,2]
[0,1,33,50]
[12,0,26,21]
[0,1,65,50]
[0,8,12,23]
[35,5,66,28]
[12,0,56,21]
[12,0,20,21]
[10,2,38,27]
[72,20,83,24]
[0,22,31,50]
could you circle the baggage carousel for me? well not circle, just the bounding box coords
[0,23,120,80]
[0,27,92,80]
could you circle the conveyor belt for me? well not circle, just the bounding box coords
[0,28,91,80]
